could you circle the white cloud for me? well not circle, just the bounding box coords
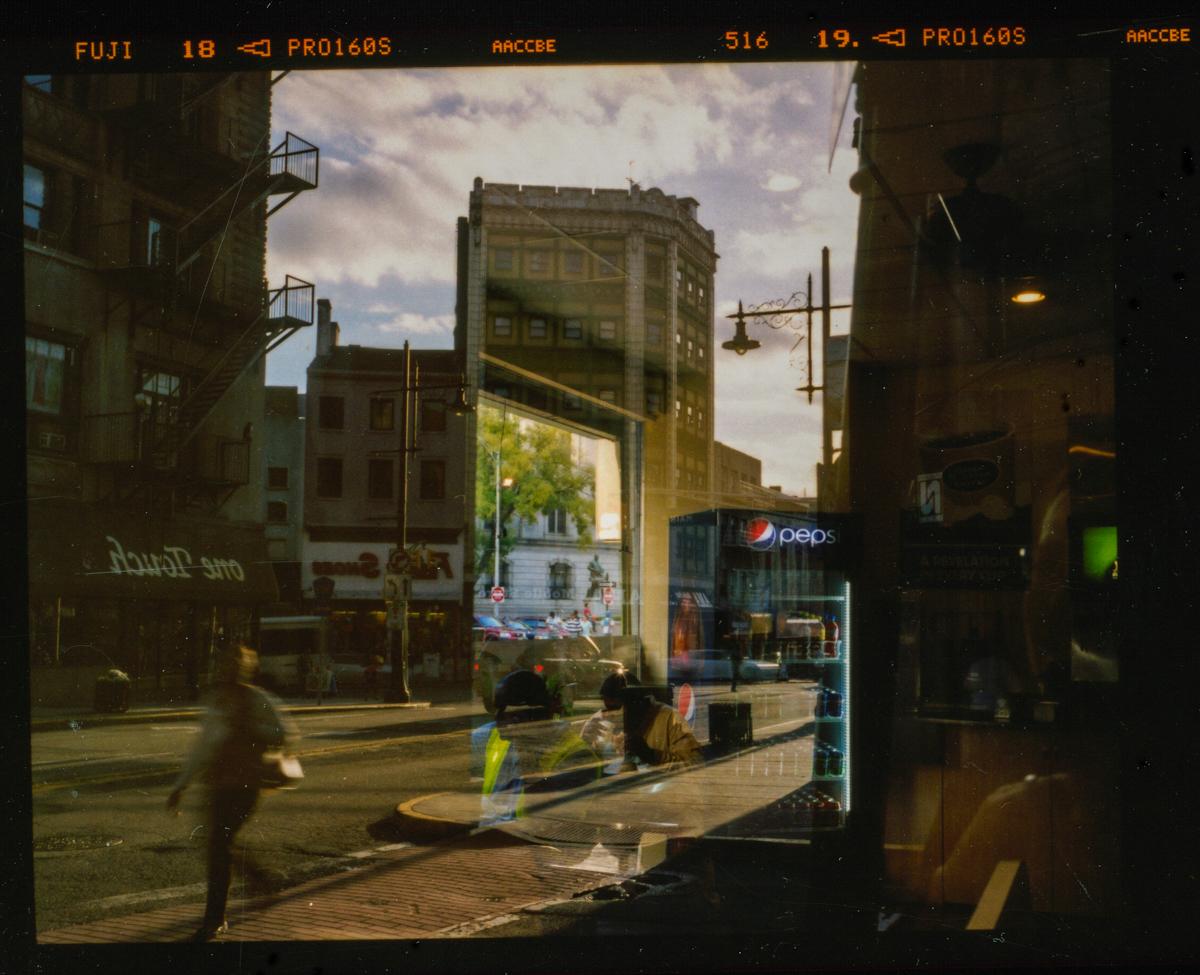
[375,312,455,337]
[765,173,802,192]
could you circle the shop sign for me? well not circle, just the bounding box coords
[942,459,1000,493]
[900,544,1028,589]
[311,551,381,578]
[105,535,245,582]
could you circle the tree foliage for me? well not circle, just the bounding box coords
[475,405,594,581]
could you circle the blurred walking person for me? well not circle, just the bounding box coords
[166,645,299,941]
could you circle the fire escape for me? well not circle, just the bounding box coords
[81,73,319,509]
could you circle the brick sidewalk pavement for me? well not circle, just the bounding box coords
[39,831,623,944]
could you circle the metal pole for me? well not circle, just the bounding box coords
[388,341,413,703]
[493,449,501,588]
[821,246,833,474]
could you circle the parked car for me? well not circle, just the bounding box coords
[329,653,391,690]
[534,655,630,698]
[511,617,556,639]
[473,614,518,641]
[670,649,781,684]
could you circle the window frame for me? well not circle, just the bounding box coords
[369,397,395,431]
[367,458,394,500]
[266,500,289,524]
[420,397,447,433]
[316,457,344,498]
[318,395,345,431]
[267,466,289,490]
[419,458,447,500]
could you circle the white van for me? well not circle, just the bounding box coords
[257,616,325,693]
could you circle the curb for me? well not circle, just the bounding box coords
[30,700,436,733]
[394,792,476,841]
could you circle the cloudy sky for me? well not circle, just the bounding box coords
[265,63,860,495]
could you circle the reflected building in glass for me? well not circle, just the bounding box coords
[459,179,718,674]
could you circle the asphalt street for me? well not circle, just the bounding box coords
[31,681,815,936]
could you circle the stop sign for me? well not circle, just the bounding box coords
[602,586,614,607]
[491,585,505,603]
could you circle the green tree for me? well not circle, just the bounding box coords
[476,405,594,585]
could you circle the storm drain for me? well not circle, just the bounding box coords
[34,834,124,853]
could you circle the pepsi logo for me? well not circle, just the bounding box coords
[745,518,777,550]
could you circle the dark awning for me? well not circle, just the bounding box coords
[26,499,279,604]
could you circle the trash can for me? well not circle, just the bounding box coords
[708,701,752,750]
[94,669,132,713]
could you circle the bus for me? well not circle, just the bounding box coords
[257,615,326,693]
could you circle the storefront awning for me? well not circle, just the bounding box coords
[26,499,279,604]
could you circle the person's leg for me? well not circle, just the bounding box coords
[199,787,258,936]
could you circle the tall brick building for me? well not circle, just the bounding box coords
[459,179,717,669]
[23,71,318,700]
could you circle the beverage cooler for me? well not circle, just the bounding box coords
[668,508,859,834]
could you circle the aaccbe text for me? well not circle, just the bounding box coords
[105,535,245,582]
[491,37,557,54]
[1125,27,1191,43]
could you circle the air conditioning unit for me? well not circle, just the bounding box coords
[37,431,67,451]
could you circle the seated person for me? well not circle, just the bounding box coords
[580,673,628,774]
[623,687,703,768]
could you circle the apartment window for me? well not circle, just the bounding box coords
[267,466,289,490]
[549,561,573,599]
[563,319,583,340]
[493,316,513,338]
[598,389,617,404]
[686,278,695,302]
[420,398,447,432]
[420,459,446,500]
[646,254,664,281]
[547,508,568,535]
[647,322,662,346]
[368,458,393,499]
[563,251,584,274]
[24,74,53,92]
[564,393,583,412]
[138,368,183,424]
[675,268,683,289]
[318,395,345,430]
[698,284,707,308]
[675,399,682,418]
[527,250,551,273]
[267,501,288,524]
[493,248,514,272]
[316,458,343,498]
[598,320,617,341]
[687,339,694,359]
[23,164,46,231]
[369,397,394,431]
[687,404,694,425]
[26,338,67,415]
[529,317,548,339]
[646,391,662,415]
[147,216,167,266]
[598,250,622,277]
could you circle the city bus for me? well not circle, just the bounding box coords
[256,615,326,693]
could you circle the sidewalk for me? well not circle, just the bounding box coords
[30,684,473,733]
[37,690,822,946]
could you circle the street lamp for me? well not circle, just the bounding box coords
[372,342,474,704]
[493,450,513,590]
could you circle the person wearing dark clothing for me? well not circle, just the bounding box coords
[167,645,297,942]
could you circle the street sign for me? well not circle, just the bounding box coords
[491,585,505,603]
[602,586,614,607]
[387,548,411,576]
[383,574,404,602]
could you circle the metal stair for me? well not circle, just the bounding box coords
[150,276,314,466]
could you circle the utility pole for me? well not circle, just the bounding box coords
[387,341,413,703]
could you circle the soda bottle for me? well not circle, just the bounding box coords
[815,687,827,719]
[814,742,828,777]
[827,616,840,642]
[828,747,844,777]
[826,688,843,718]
